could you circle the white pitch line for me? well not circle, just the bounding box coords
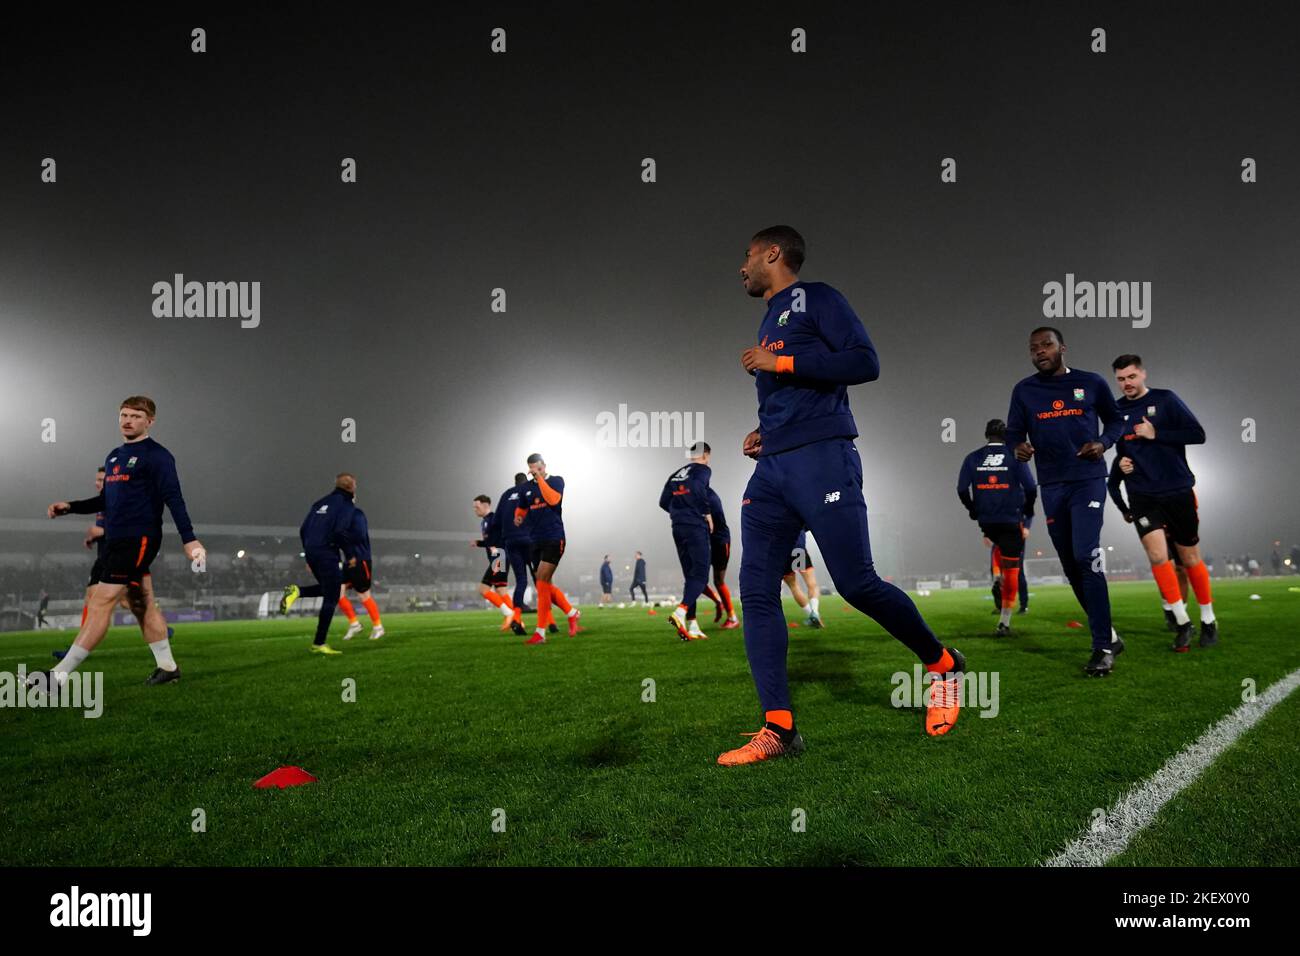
[1045,667,1300,867]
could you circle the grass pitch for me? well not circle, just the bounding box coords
[1,578,1296,866]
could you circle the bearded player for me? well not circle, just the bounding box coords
[720,225,965,766]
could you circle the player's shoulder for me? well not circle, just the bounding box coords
[1012,372,1043,392]
[143,437,174,458]
[798,281,852,311]
[1073,368,1110,388]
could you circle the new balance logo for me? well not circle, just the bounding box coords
[824,491,841,504]
[1088,501,1101,508]
[316,505,329,513]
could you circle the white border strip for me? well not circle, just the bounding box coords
[1045,667,1300,867]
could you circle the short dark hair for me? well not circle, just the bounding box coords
[1030,326,1065,345]
[751,225,805,273]
[689,441,711,456]
[514,472,527,485]
[473,494,491,505]
[1111,353,1143,371]
[985,419,1007,440]
[526,453,543,465]
[96,466,106,473]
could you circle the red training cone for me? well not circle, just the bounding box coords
[254,766,318,789]
[1066,621,1083,629]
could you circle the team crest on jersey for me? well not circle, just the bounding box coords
[126,456,137,469]
[1073,388,1085,401]
[1147,405,1156,416]
[778,310,790,326]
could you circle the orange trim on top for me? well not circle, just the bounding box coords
[136,536,149,567]
[536,475,563,506]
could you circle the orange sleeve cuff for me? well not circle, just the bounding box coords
[775,356,795,374]
[537,476,563,506]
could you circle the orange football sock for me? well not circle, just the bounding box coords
[703,585,720,605]
[551,586,572,615]
[1001,565,1020,609]
[1151,560,1182,605]
[337,596,358,623]
[765,709,794,731]
[926,648,955,674]
[719,583,734,616]
[536,581,554,628]
[1185,562,1213,606]
[483,590,505,609]
[361,594,381,624]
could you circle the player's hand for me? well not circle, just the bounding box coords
[183,540,206,561]
[1021,526,1031,540]
[742,429,763,458]
[48,502,71,519]
[982,536,992,548]
[83,535,94,550]
[1014,442,1034,462]
[1118,456,1135,475]
[741,346,779,373]
[1076,441,1105,461]
[1134,416,1156,440]
[705,514,714,534]
[347,556,357,568]
[513,514,523,527]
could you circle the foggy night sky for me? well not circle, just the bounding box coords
[2,4,1297,579]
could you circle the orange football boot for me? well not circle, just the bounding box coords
[925,646,965,736]
[717,725,805,766]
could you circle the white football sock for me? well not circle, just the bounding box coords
[53,644,91,676]
[999,607,1012,626]
[149,638,177,671]
[499,603,514,617]
[1160,600,1172,611]
[1200,603,1215,624]
[809,597,820,616]
[1170,600,1191,625]
[567,607,579,618]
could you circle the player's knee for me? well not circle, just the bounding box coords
[837,570,887,606]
